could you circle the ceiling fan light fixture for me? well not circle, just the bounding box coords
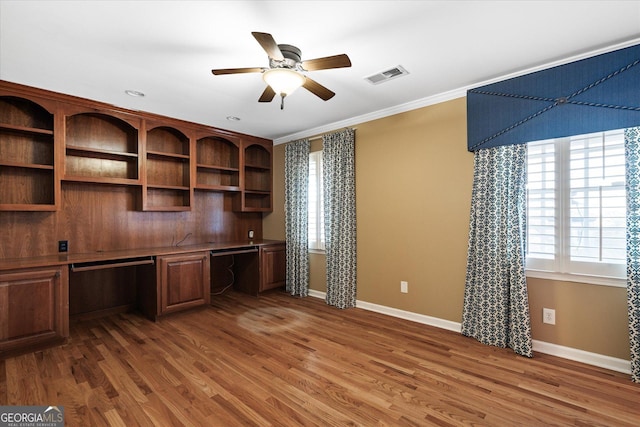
[262,68,305,96]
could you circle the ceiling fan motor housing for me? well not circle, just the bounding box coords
[271,44,302,69]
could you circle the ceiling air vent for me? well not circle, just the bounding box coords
[364,65,409,85]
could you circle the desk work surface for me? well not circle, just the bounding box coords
[0,239,285,271]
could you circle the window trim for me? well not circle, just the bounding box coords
[525,269,626,288]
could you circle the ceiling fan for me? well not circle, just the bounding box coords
[211,32,351,109]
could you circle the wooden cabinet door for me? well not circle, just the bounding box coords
[260,243,286,292]
[158,252,210,315]
[0,266,69,354]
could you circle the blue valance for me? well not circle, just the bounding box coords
[467,43,640,152]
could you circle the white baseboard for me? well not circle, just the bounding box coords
[307,289,327,300]
[306,289,631,375]
[355,299,463,333]
[531,340,631,374]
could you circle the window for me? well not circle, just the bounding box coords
[526,129,626,286]
[308,150,325,251]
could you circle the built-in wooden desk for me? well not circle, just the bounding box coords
[0,239,285,357]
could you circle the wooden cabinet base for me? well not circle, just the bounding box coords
[0,266,69,358]
[0,241,283,355]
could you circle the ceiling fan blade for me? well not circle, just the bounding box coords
[301,54,352,71]
[258,85,276,102]
[211,67,264,75]
[303,77,335,101]
[252,32,284,61]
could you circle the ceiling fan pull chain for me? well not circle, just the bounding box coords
[280,94,285,110]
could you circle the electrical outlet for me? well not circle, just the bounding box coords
[543,308,556,325]
[400,281,408,293]
[248,230,254,239]
[58,240,68,253]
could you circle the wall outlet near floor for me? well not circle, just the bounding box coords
[543,308,556,325]
[58,240,68,253]
[400,281,408,293]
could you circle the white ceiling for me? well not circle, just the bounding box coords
[1,1,639,144]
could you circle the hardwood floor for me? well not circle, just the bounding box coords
[1,290,639,426]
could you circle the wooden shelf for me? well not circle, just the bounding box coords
[196,164,239,172]
[195,184,241,192]
[147,150,189,161]
[62,175,141,186]
[0,123,54,136]
[147,183,190,191]
[66,145,139,160]
[244,163,271,171]
[142,205,191,212]
[0,161,54,170]
[0,203,57,212]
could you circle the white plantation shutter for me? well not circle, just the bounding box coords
[526,141,556,269]
[308,151,325,250]
[568,131,626,276]
[526,129,626,282]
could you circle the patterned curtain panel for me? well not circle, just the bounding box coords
[461,143,533,357]
[285,139,310,297]
[323,129,357,309]
[626,127,640,382]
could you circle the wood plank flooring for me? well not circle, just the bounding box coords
[1,290,639,426]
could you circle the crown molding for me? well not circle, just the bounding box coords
[273,87,466,145]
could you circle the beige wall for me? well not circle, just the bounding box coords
[263,142,285,240]
[263,97,630,361]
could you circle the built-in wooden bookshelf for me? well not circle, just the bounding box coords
[144,126,192,211]
[64,112,139,185]
[0,80,278,357]
[0,96,56,211]
[236,140,272,212]
[0,81,273,214]
[195,135,240,192]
